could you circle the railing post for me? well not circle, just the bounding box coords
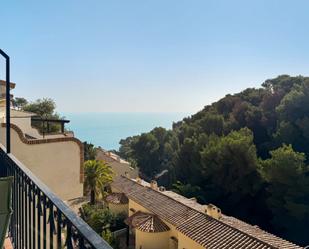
[6,55,10,153]
[61,122,64,133]
[0,49,11,153]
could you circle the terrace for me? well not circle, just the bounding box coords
[0,49,113,249]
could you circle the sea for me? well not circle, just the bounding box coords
[64,112,189,150]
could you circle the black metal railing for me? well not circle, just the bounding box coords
[0,49,11,153]
[0,145,113,249]
[31,118,70,137]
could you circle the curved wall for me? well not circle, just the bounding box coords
[135,229,169,249]
[0,124,83,200]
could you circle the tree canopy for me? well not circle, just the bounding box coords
[14,97,64,133]
[12,97,28,110]
[118,75,309,246]
[260,145,309,243]
[22,98,58,118]
[83,142,97,161]
[84,160,113,205]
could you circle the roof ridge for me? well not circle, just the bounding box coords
[119,176,301,249]
[121,175,200,214]
[220,216,303,248]
[97,148,129,164]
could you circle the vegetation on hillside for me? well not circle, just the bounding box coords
[118,75,309,245]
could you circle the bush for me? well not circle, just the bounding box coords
[81,204,126,234]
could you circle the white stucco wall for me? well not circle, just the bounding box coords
[9,109,42,138]
[0,125,83,200]
[135,229,170,249]
[178,232,205,249]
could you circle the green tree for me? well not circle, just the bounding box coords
[84,160,113,205]
[22,98,57,118]
[83,142,97,160]
[197,114,224,135]
[260,145,309,245]
[117,75,309,244]
[102,229,114,246]
[200,128,263,221]
[118,136,139,159]
[130,128,180,180]
[175,137,200,184]
[172,181,204,202]
[12,97,28,110]
[131,133,160,178]
[22,98,63,133]
[81,204,123,248]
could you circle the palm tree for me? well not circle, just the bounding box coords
[84,160,113,205]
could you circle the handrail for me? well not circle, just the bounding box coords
[31,117,70,135]
[0,49,11,153]
[31,118,70,123]
[0,144,113,249]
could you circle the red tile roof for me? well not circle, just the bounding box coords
[125,211,170,233]
[112,176,303,249]
[112,176,199,226]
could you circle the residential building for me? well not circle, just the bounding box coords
[107,175,304,249]
[96,147,138,179]
[0,80,83,200]
[0,48,111,249]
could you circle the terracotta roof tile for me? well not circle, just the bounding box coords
[112,176,303,249]
[112,176,199,226]
[125,211,170,233]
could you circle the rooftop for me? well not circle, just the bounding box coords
[125,211,170,233]
[112,175,303,249]
[0,80,16,89]
[97,148,130,164]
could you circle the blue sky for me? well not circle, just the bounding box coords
[1,0,309,113]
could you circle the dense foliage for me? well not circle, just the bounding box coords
[12,97,28,110]
[83,141,97,161]
[118,75,309,245]
[81,204,124,248]
[22,98,57,117]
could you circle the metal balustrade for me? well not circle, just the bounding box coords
[0,145,113,249]
[0,49,11,153]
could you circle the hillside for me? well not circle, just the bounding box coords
[118,75,309,246]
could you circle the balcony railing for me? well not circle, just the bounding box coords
[0,145,113,249]
[31,118,71,137]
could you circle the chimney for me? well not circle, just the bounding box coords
[136,177,142,184]
[159,186,166,192]
[205,204,222,219]
[150,180,158,190]
[124,171,130,178]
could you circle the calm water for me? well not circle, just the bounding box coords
[64,113,188,150]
